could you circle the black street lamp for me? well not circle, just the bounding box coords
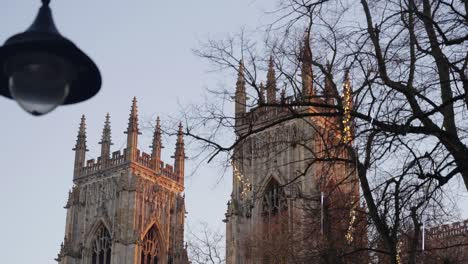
[0,0,101,116]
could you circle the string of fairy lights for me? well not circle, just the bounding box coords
[342,76,353,144]
[396,240,403,264]
[232,160,251,199]
[342,75,411,262]
[345,201,357,244]
[342,74,357,244]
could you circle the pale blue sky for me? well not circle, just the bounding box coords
[1,1,467,264]
[0,1,270,263]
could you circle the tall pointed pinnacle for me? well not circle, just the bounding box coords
[124,97,141,161]
[99,113,112,168]
[280,88,286,103]
[151,116,163,173]
[266,56,277,104]
[259,82,265,105]
[73,115,88,179]
[301,29,315,101]
[236,59,245,88]
[174,122,186,184]
[235,60,247,124]
[323,61,334,104]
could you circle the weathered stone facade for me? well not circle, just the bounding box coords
[225,36,366,263]
[57,98,189,264]
[422,220,468,263]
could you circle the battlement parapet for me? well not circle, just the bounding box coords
[238,97,297,127]
[237,96,339,134]
[76,148,179,182]
[72,99,185,186]
[428,220,468,239]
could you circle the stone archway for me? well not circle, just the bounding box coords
[140,224,162,264]
[90,224,112,264]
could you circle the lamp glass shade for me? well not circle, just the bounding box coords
[0,1,101,115]
[6,52,74,115]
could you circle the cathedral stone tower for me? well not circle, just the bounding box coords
[56,98,189,264]
[225,36,365,263]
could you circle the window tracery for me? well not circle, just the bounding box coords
[261,179,289,263]
[140,225,160,264]
[261,179,288,218]
[91,225,112,264]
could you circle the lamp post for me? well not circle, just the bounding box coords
[0,0,101,116]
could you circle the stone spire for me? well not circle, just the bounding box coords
[259,82,265,105]
[151,116,163,173]
[174,123,186,184]
[323,62,334,104]
[124,97,141,161]
[301,30,315,101]
[280,88,286,103]
[99,113,112,168]
[235,60,246,122]
[266,56,277,104]
[73,115,88,179]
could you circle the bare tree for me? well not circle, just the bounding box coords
[186,222,226,264]
[178,0,468,263]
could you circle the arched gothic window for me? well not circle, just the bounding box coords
[261,179,289,263]
[91,225,112,264]
[141,225,160,264]
[261,179,288,218]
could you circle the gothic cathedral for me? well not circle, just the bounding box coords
[225,34,367,263]
[56,98,189,264]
